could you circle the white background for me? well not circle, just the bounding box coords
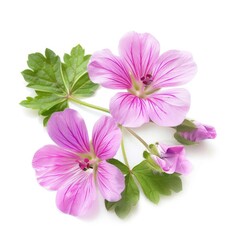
[0,0,239,239]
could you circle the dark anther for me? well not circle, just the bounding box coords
[142,80,148,85]
[146,74,152,79]
[143,79,153,86]
[79,160,90,171]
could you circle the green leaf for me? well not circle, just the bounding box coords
[176,119,197,132]
[20,93,66,112]
[132,160,182,204]
[62,45,98,95]
[107,159,129,175]
[70,72,99,97]
[21,45,98,125]
[41,100,69,125]
[132,161,160,203]
[174,132,196,145]
[105,173,139,218]
[159,173,182,193]
[63,45,85,87]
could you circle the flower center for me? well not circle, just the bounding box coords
[140,74,153,86]
[128,73,158,98]
[79,158,93,171]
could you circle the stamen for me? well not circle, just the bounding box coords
[141,74,153,86]
[143,79,153,86]
[142,80,148,85]
[146,74,152,79]
[79,158,90,171]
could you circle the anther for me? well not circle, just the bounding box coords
[79,158,90,171]
[141,74,153,86]
[146,74,152,79]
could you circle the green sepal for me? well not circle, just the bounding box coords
[105,173,139,218]
[176,119,197,132]
[143,150,162,172]
[132,160,182,204]
[149,144,159,156]
[174,132,196,145]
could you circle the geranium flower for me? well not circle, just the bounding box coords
[179,121,216,142]
[88,31,197,128]
[32,109,124,217]
[151,143,191,174]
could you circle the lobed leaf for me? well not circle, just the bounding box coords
[21,45,98,125]
[105,159,182,218]
[105,173,139,218]
[132,160,182,204]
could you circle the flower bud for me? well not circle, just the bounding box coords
[150,143,191,175]
[179,122,216,143]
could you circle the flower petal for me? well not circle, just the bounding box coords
[97,161,125,202]
[152,155,178,174]
[176,158,192,175]
[110,92,149,128]
[152,144,191,175]
[119,31,160,80]
[92,116,121,160]
[47,109,90,153]
[180,121,217,142]
[32,145,80,190]
[165,145,192,175]
[151,50,197,88]
[56,171,97,217]
[88,49,132,89]
[147,89,190,126]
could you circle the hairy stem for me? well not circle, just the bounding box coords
[69,96,110,113]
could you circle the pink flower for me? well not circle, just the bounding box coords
[88,32,197,128]
[151,143,191,174]
[32,109,124,217]
[179,121,216,142]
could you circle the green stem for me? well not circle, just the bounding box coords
[125,127,150,151]
[69,97,110,113]
[121,135,130,168]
